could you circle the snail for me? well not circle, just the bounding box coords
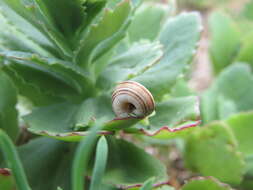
[112,81,155,118]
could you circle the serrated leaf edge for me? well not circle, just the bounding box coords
[138,120,201,136]
[183,176,235,190]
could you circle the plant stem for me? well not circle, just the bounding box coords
[89,136,108,190]
[0,129,31,190]
[72,121,102,190]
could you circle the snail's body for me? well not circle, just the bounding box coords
[112,81,155,118]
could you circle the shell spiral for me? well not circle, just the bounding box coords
[112,81,155,118]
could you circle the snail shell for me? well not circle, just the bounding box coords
[112,81,155,118]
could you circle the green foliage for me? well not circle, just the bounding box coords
[97,41,163,90]
[242,0,253,21]
[89,136,108,190]
[184,122,245,185]
[0,129,31,190]
[1,0,253,189]
[0,169,15,190]
[33,0,85,43]
[181,177,232,190]
[72,121,101,190]
[1,51,94,104]
[209,12,240,74]
[150,96,199,128]
[17,133,168,190]
[209,4,253,72]
[19,137,72,190]
[170,78,194,97]
[128,2,170,42]
[0,72,19,140]
[140,178,154,190]
[134,12,201,99]
[0,0,203,189]
[201,63,253,124]
[226,112,253,156]
[224,112,253,190]
[75,0,132,68]
[236,32,253,68]
[152,1,253,190]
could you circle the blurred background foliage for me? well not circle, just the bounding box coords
[140,0,253,190]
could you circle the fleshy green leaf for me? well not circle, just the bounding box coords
[236,31,253,68]
[19,134,114,190]
[19,136,167,189]
[170,78,194,97]
[23,95,112,135]
[128,2,170,42]
[0,168,16,190]
[226,112,253,156]
[128,96,200,139]
[133,12,201,99]
[72,121,101,190]
[0,0,43,32]
[240,178,253,190]
[75,0,132,68]
[3,65,63,106]
[104,136,167,185]
[200,84,219,125]
[90,136,108,190]
[0,129,31,190]
[184,122,245,185]
[0,11,54,57]
[1,51,94,103]
[23,95,140,141]
[0,71,18,140]
[245,155,253,176]
[129,121,200,140]
[76,0,106,35]
[75,95,114,129]
[24,102,79,134]
[209,12,240,74]
[0,0,72,57]
[18,137,73,190]
[24,94,200,141]
[0,4,59,57]
[97,41,163,90]
[33,0,85,44]
[201,63,253,124]
[181,177,233,190]
[149,96,199,128]
[140,178,154,190]
[241,155,253,189]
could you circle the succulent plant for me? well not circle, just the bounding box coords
[0,0,202,189]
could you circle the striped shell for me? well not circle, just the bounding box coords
[112,81,155,118]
